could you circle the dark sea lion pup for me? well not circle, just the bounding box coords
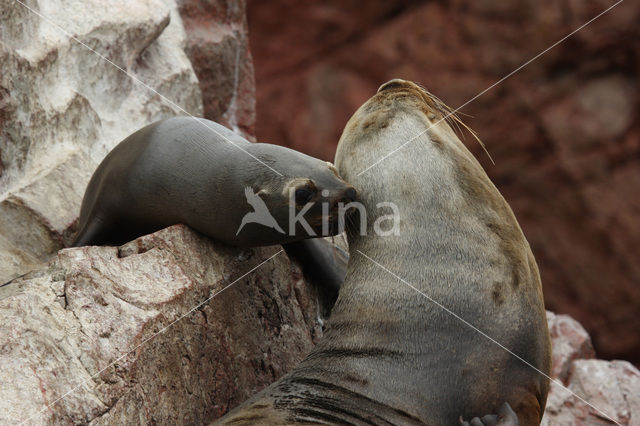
[213,80,550,425]
[72,116,356,248]
[71,116,355,314]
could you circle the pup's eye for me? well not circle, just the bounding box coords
[294,188,314,205]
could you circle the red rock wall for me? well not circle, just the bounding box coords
[247,0,640,363]
[180,0,256,138]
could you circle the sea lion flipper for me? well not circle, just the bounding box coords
[459,403,519,426]
[283,238,348,319]
[496,402,519,424]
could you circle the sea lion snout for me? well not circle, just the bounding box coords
[328,185,356,209]
[377,78,412,93]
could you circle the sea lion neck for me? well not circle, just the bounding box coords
[329,124,477,326]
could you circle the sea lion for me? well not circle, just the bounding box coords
[70,116,356,315]
[213,79,551,425]
[72,116,356,248]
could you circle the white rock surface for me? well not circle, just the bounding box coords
[542,312,640,425]
[543,360,640,426]
[546,310,596,381]
[0,0,203,282]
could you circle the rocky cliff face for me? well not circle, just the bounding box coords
[543,312,640,426]
[179,0,256,138]
[0,0,257,284]
[0,225,322,424]
[0,0,202,283]
[247,0,640,363]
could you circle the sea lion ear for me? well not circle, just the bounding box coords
[280,179,297,198]
[325,161,339,175]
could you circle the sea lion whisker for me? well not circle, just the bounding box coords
[344,212,358,238]
[418,86,494,165]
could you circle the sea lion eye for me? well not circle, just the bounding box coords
[294,187,314,205]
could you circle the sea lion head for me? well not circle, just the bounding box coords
[247,143,357,242]
[334,78,477,237]
[336,78,457,181]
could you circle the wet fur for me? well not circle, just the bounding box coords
[214,80,550,425]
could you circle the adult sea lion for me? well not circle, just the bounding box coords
[213,79,551,425]
[72,116,356,248]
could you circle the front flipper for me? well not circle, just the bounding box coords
[283,238,348,319]
[459,402,519,426]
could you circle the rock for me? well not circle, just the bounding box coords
[0,225,322,424]
[0,0,203,283]
[0,152,93,262]
[542,311,640,425]
[542,360,640,426]
[178,0,256,138]
[247,0,640,363]
[547,311,595,381]
[0,233,40,281]
[542,76,636,155]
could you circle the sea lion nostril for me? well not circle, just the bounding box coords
[377,79,409,93]
[343,187,356,203]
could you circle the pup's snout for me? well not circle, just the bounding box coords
[328,186,357,212]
